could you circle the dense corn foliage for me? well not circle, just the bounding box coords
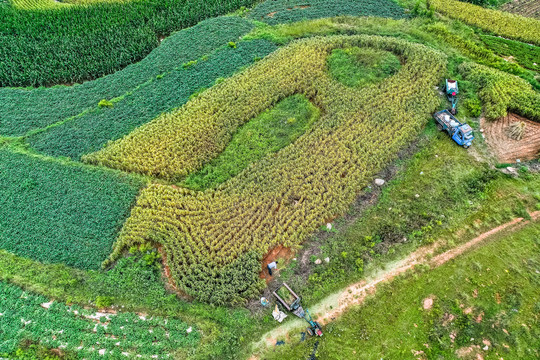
[0,281,198,358]
[0,149,143,269]
[28,40,277,160]
[0,0,259,87]
[249,0,406,25]
[0,17,255,137]
[428,0,540,45]
[459,62,540,121]
[93,35,446,304]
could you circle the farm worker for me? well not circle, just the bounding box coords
[267,261,278,276]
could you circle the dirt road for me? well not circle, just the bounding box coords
[249,211,540,358]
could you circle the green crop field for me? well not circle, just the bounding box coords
[1,0,539,358]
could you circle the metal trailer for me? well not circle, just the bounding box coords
[273,283,323,337]
[433,109,474,148]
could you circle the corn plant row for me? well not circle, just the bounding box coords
[10,0,134,9]
[0,0,259,87]
[0,148,143,270]
[0,281,197,359]
[248,0,406,25]
[28,39,277,160]
[428,0,540,45]
[94,35,446,304]
[0,17,254,137]
[459,62,540,122]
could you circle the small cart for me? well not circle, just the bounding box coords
[273,283,323,337]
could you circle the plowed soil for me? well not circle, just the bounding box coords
[481,113,540,163]
[502,0,540,19]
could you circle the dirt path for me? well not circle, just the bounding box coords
[249,211,540,358]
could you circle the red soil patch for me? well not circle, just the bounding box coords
[260,245,295,283]
[157,245,193,300]
[481,113,540,163]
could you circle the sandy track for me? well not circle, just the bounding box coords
[249,211,540,358]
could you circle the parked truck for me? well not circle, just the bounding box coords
[433,109,474,148]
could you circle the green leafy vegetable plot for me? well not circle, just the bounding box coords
[0,149,142,269]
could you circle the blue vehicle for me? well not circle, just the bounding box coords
[445,79,459,115]
[433,110,474,148]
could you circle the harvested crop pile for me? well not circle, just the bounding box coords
[91,35,445,304]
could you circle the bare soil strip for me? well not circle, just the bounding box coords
[250,211,540,358]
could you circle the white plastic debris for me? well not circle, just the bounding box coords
[186,327,193,334]
[272,305,287,323]
[324,257,330,263]
[326,223,332,230]
[41,301,53,309]
[374,178,385,186]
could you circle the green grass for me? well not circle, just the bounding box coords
[327,47,401,88]
[276,123,540,305]
[183,94,319,190]
[264,220,540,359]
[0,148,143,269]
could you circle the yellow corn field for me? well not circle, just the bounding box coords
[96,35,446,303]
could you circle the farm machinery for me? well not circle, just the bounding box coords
[445,79,459,114]
[273,283,323,337]
[433,109,474,148]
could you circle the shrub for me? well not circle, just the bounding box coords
[97,99,113,108]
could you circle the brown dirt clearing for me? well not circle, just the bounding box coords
[481,113,540,163]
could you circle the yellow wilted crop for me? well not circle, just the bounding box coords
[97,35,446,304]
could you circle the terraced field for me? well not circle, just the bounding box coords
[1,0,539,358]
